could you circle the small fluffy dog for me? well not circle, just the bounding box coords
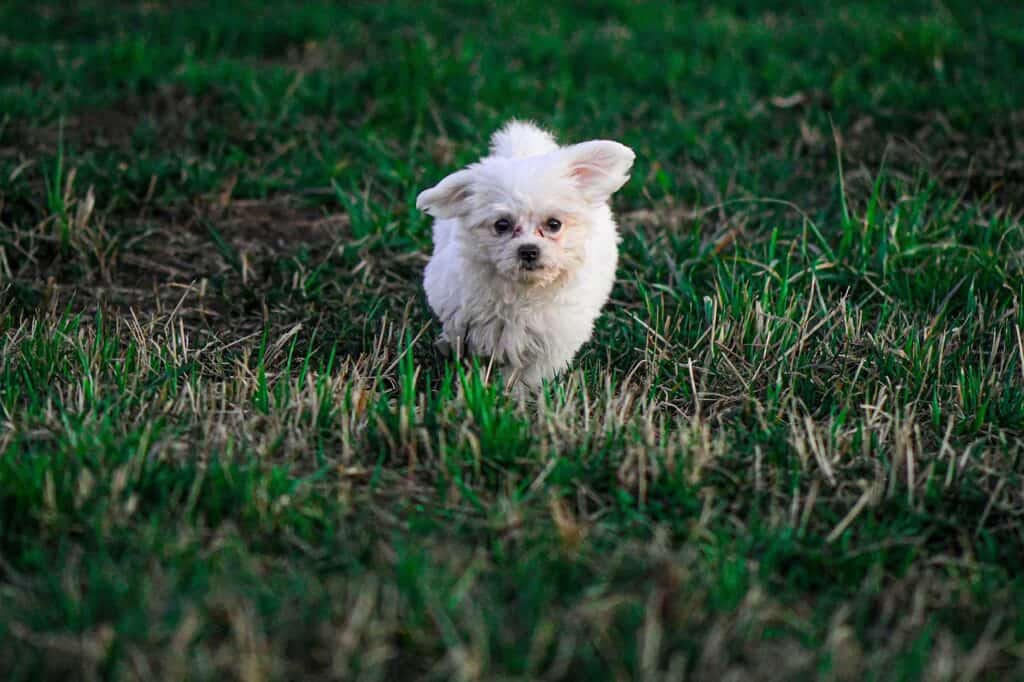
[417,121,635,389]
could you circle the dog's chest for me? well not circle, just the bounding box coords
[457,284,592,368]
[459,299,546,367]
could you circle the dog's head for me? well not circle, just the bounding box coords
[417,137,634,287]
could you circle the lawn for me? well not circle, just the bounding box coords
[2,1,1024,679]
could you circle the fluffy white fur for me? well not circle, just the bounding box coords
[417,120,635,389]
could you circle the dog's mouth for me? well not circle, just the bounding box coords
[503,257,560,285]
[516,261,564,287]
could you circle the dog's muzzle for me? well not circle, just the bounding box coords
[517,244,541,270]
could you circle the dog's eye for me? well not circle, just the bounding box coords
[494,218,513,234]
[545,218,562,233]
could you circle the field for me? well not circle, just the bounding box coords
[2,1,1024,679]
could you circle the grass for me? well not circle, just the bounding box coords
[1,0,1024,679]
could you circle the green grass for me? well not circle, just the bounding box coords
[2,1,1024,679]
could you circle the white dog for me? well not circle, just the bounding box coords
[417,121,635,389]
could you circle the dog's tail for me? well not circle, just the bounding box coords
[489,120,558,159]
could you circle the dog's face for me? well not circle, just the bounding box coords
[417,140,635,287]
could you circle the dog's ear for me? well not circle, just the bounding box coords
[416,169,475,219]
[560,140,635,203]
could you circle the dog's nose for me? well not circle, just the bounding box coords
[518,244,540,263]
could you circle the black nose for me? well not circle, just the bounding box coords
[518,244,540,263]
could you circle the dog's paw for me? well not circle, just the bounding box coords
[434,334,453,357]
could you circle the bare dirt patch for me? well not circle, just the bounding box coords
[780,102,1024,208]
[8,84,239,155]
[2,193,347,340]
[209,191,345,245]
